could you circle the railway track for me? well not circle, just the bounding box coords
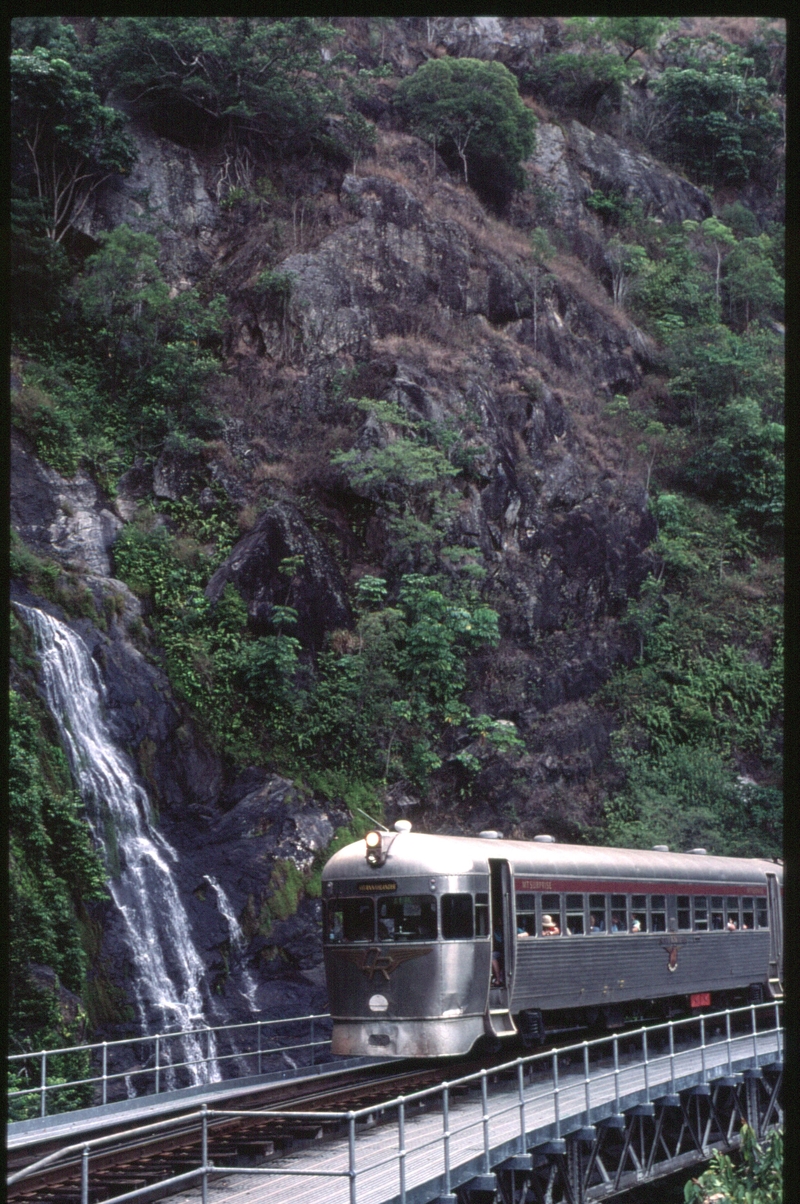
[6,1020,711,1204]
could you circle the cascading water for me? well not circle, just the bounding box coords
[204,875,259,1012]
[17,604,221,1087]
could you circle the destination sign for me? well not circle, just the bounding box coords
[357,881,397,893]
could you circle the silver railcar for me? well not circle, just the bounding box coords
[321,824,783,1058]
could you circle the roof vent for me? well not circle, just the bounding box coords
[688,848,708,855]
[652,845,670,852]
[534,834,556,843]
[479,830,503,839]
[394,820,412,833]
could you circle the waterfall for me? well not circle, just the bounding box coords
[204,875,259,1012]
[17,604,220,1087]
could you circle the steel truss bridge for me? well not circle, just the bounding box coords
[7,1002,782,1204]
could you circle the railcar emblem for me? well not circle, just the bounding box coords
[659,935,687,971]
[341,946,432,981]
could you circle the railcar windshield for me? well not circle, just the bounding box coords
[326,898,375,943]
[378,895,437,941]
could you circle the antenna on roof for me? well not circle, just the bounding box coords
[353,806,389,832]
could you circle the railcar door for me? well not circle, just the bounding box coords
[766,872,783,997]
[487,860,516,1036]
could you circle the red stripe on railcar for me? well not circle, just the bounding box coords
[514,878,767,896]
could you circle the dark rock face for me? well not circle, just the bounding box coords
[11,434,122,575]
[76,122,220,285]
[528,120,713,228]
[205,502,351,648]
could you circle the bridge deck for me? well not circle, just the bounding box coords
[164,1030,779,1204]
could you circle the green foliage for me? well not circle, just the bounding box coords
[524,52,632,126]
[684,399,784,538]
[8,686,107,1115]
[73,226,226,453]
[601,484,782,857]
[93,17,345,160]
[394,57,536,208]
[652,65,782,185]
[684,1125,782,1203]
[11,42,136,243]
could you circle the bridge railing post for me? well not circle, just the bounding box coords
[102,1042,108,1106]
[258,1020,263,1075]
[700,1015,706,1079]
[642,1027,650,1101]
[40,1051,46,1118]
[775,1002,782,1058]
[348,1111,357,1204]
[310,1016,315,1067]
[398,1098,406,1204]
[81,1145,90,1204]
[155,1034,160,1095]
[583,1041,591,1122]
[613,1035,620,1114]
[201,1103,209,1204]
[481,1070,491,1172]
[518,1059,528,1151]
[669,1020,675,1093]
[553,1050,561,1138]
[751,1003,758,1062]
[726,1010,733,1076]
[443,1083,452,1195]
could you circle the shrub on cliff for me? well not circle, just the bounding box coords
[93,17,345,160]
[394,57,536,210]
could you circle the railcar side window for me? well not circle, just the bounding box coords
[589,894,606,932]
[711,897,725,930]
[742,899,755,930]
[566,894,585,935]
[650,896,666,932]
[756,898,769,929]
[693,896,709,931]
[677,896,692,930]
[725,899,740,930]
[442,894,474,940]
[327,899,374,943]
[631,895,647,933]
[378,896,437,941]
[541,893,561,936]
[611,895,627,933]
[516,893,537,937]
[475,893,490,937]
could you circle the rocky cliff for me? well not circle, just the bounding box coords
[10,15,783,1051]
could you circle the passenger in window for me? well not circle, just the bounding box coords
[727,918,738,930]
[517,922,531,938]
[589,914,604,933]
[611,914,624,932]
[630,919,642,933]
[542,914,560,936]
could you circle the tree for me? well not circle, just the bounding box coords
[11,45,136,243]
[394,57,536,207]
[93,17,344,162]
[568,17,675,63]
[723,234,784,329]
[74,225,226,451]
[652,65,782,184]
[524,51,631,128]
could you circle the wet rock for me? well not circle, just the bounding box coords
[205,502,351,648]
[11,434,122,575]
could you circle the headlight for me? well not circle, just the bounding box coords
[365,830,386,866]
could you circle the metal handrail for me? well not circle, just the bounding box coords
[7,1013,333,1119]
[9,1001,782,1204]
